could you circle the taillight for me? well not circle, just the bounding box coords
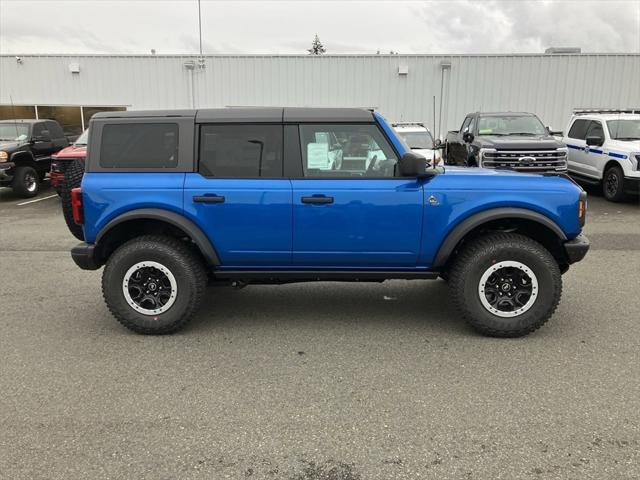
[71,188,84,225]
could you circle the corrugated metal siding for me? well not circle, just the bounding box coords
[1,54,638,134]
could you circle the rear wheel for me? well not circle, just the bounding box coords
[602,165,627,202]
[12,166,39,198]
[448,233,562,337]
[102,235,207,334]
[60,158,85,240]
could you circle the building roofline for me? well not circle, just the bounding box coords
[1,53,638,59]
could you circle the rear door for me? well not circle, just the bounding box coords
[291,123,424,267]
[183,124,292,267]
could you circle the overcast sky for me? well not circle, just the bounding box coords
[1,0,639,55]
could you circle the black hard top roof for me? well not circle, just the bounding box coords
[92,107,375,123]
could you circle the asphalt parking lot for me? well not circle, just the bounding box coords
[0,181,639,480]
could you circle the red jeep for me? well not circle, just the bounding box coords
[51,129,87,193]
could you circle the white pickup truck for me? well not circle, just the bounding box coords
[562,110,640,202]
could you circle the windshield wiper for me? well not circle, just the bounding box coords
[508,132,537,136]
[478,132,508,136]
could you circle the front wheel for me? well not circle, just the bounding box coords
[448,233,562,337]
[12,166,39,198]
[102,235,207,334]
[602,165,627,202]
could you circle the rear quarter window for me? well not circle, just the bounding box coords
[100,123,179,168]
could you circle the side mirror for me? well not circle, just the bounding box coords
[399,151,435,177]
[462,131,474,143]
[547,126,563,136]
[434,138,443,148]
[585,135,603,147]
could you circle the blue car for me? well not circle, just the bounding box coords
[68,108,589,337]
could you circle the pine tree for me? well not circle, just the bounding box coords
[307,34,326,55]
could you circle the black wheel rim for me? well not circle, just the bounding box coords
[122,262,177,315]
[605,171,619,197]
[479,261,539,317]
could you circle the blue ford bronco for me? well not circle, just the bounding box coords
[68,108,589,337]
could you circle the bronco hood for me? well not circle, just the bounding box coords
[475,134,563,150]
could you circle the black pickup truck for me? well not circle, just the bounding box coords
[0,119,68,197]
[444,112,568,173]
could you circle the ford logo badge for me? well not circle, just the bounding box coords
[518,156,536,166]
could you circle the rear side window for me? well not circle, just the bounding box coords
[46,121,65,139]
[567,119,590,140]
[100,123,179,168]
[199,124,283,177]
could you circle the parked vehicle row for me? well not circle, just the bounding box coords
[65,107,589,337]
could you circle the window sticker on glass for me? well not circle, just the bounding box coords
[307,142,331,170]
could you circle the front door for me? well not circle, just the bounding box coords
[184,124,292,267]
[292,123,424,268]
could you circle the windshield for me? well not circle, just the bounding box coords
[606,119,640,140]
[477,115,547,136]
[74,129,89,146]
[0,123,30,142]
[397,131,434,149]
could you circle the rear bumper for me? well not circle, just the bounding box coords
[71,242,101,270]
[564,234,590,264]
[623,176,640,195]
[0,162,15,184]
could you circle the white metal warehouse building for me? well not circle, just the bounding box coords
[1,53,639,138]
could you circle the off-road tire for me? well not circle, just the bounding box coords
[12,166,39,198]
[448,233,562,337]
[102,235,207,334]
[602,165,627,202]
[60,158,85,240]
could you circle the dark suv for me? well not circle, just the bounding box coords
[0,119,68,197]
[68,108,589,337]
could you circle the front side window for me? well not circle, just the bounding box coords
[199,124,283,177]
[586,121,604,140]
[460,116,472,132]
[567,119,590,140]
[100,123,178,168]
[607,119,640,140]
[299,124,397,177]
[477,115,546,136]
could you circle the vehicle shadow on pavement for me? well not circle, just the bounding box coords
[187,279,472,336]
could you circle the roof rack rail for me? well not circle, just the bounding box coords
[391,121,430,129]
[573,108,640,115]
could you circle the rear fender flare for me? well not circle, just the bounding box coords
[96,208,220,265]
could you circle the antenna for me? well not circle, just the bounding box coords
[197,0,205,69]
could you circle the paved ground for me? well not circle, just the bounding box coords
[0,182,639,480]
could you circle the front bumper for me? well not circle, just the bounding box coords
[0,162,15,184]
[564,234,590,264]
[50,171,64,188]
[71,243,101,270]
[623,176,640,196]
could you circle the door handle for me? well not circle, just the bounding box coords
[193,195,225,203]
[301,195,334,204]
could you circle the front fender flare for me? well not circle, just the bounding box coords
[96,208,220,265]
[432,207,567,268]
